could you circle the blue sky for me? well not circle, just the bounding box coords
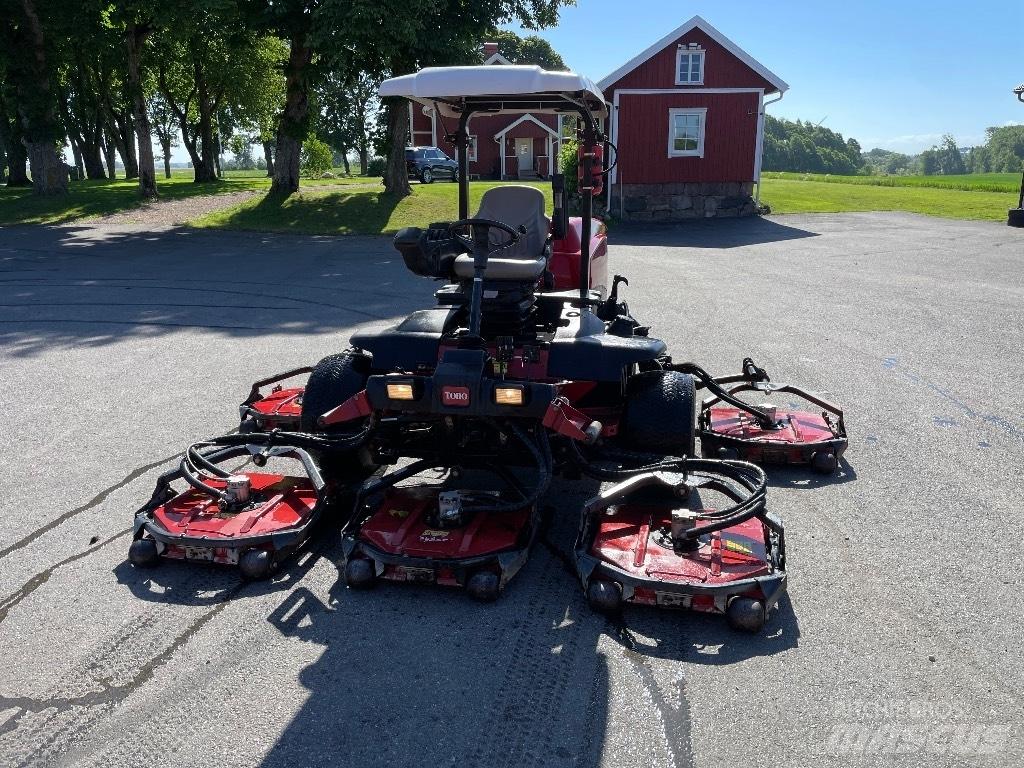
[507,0,1024,153]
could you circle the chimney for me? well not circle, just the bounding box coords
[482,42,499,60]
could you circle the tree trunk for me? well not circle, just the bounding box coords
[6,141,29,186]
[262,140,274,177]
[0,136,6,184]
[382,98,411,196]
[26,140,68,194]
[102,133,116,178]
[160,137,172,178]
[82,117,107,179]
[17,0,67,195]
[125,25,158,198]
[213,132,221,178]
[68,137,82,180]
[271,34,312,195]
[341,152,350,175]
[359,145,368,176]
[114,111,139,179]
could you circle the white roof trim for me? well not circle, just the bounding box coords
[484,52,512,65]
[597,15,788,94]
[493,113,559,140]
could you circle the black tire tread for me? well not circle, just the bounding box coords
[620,370,696,455]
[300,350,369,433]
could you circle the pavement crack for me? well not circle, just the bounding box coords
[0,583,242,742]
[0,452,178,562]
[0,529,132,625]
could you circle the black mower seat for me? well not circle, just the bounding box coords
[453,185,550,282]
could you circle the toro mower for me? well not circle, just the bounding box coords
[127,64,847,630]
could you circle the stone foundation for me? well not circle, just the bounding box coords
[610,182,757,221]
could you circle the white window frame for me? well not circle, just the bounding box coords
[675,48,705,85]
[667,107,707,158]
[467,135,478,162]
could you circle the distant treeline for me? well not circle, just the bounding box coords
[863,126,1024,176]
[762,116,864,174]
[763,115,1024,177]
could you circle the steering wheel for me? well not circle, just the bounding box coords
[447,217,525,256]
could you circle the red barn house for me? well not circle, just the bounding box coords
[600,16,788,220]
[409,43,562,180]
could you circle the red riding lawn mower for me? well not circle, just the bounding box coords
[129,65,848,633]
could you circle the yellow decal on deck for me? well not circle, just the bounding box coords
[723,539,754,555]
[389,508,411,519]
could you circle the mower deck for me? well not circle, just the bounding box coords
[343,483,541,601]
[130,442,329,580]
[575,470,785,632]
[698,379,848,473]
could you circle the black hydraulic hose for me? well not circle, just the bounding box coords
[666,362,776,428]
[570,440,768,540]
[186,444,232,479]
[202,428,371,453]
[178,455,227,500]
[463,421,552,514]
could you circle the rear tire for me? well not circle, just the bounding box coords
[421,168,433,184]
[620,371,696,456]
[300,350,378,482]
[1008,208,1024,228]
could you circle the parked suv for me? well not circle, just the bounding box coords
[406,146,459,183]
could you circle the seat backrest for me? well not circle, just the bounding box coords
[474,185,550,259]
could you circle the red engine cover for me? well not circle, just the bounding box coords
[359,487,532,560]
[591,504,771,604]
[154,473,317,541]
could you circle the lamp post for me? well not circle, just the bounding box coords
[1010,84,1024,227]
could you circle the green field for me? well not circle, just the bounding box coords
[192,181,552,235]
[762,171,1022,194]
[759,173,1020,221]
[0,168,377,226]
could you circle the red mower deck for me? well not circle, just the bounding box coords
[699,379,847,473]
[239,366,312,431]
[342,469,542,601]
[130,442,329,579]
[574,470,785,632]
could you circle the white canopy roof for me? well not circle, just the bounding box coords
[378,65,607,118]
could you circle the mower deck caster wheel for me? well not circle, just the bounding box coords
[726,597,766,633]
[128,538,160,568]
[239,549,273,580]
[586,580,623,614]
[345,558,377,589]
[811,451,837,474]
[717,447,740,460]
[467,571,500,602]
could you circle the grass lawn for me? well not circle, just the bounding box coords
[759,177,1019,221]
[0,168,377,226]
[762,171,1022,194]
[191,180,553,235]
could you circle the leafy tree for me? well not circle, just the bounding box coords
[984,125,1024,172]
[862,148,913,175]
[300,135,332,177]
[148,91,179,178]
[918,149,939,175]
[761,116,864,174]
[1,0,68,194]
[483,30,566,69]
[934,134,966,175]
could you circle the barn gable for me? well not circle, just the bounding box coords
[598,15,788,94]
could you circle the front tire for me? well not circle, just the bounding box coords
[300,350,377,482]
[620,370,696,456]
[421,168,433,184]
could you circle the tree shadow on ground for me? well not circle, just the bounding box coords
[0,223,426,357]
[610,215,819,248]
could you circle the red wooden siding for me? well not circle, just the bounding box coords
[409,105,557,178]
[615,92,759,183]
[605,28,775,92]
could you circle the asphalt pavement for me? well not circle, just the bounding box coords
[0,212,1021,767]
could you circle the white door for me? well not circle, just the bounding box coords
[515,138,533,173]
